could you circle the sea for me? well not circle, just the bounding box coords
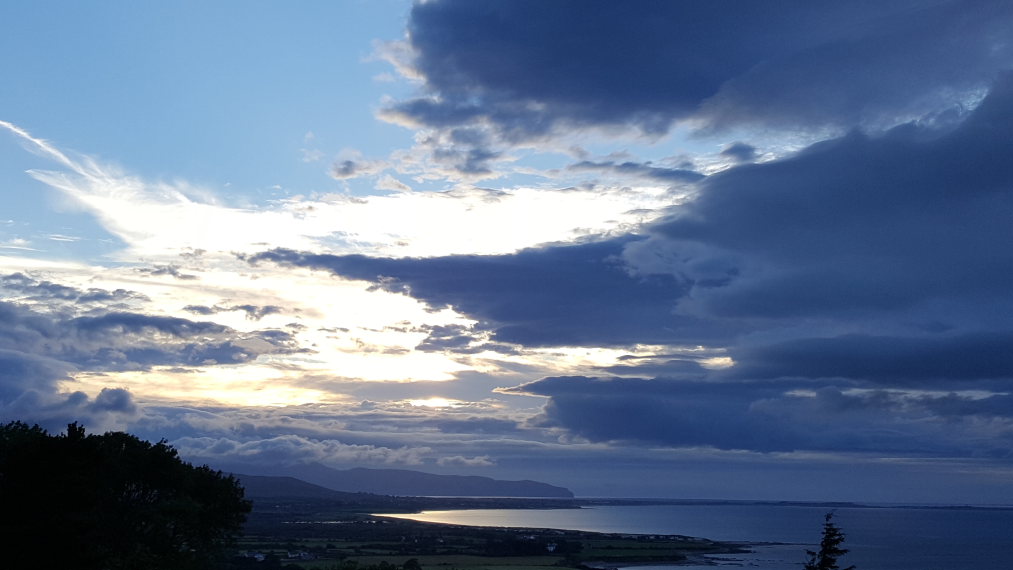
[377,502,1013,570]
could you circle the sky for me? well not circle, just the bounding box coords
[3,0,1013,504]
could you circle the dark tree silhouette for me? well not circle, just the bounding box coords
[803,512,856,570]
[0,421,251,569]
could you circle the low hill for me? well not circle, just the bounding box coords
[287,464,574,498]
[235,474,360,500]
[224,463,574,498]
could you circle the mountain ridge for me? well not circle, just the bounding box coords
[225,463,573,498]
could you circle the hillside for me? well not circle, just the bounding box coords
[225,463,574,498]
[288,464,574,498]
[235,474,364,500]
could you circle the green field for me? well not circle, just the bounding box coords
[229,500,742,570]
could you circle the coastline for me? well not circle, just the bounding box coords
[243,496,1013,570]
[368,514,752,567]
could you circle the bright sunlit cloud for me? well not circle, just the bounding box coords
[409,397,462,408]
[4,120,676,260]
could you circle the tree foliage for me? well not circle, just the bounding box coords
[803,512,856,570]
[0,421,251,569]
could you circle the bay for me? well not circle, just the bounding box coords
[377,503,1013,570]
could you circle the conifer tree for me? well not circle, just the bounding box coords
[803,512,856,570]
[0,421,251,569]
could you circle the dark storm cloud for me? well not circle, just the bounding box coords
[567,161,704,184]
[246,238,732,347]
[411,324,520,355]
[414,324,480,351]
[634,76,1013,320]
[272,76,1013,462]
[183,303,284,320]
[425,416,521,435]
[433,146,500,177]
[0,289,304,432]
[87,387,136,413]
[135,264,198,280]
[1,272,146,304]
[389,0,1013,139]
[596,356,709,378]
[917,392,1013,419]
[487,79,1013,459]
[0,300,298,375]
[252,78,1013,387]
[553,78,1013,456]
[506,376,1013,456]
[0,349,73,401]
[0,343,138,431]
[408,128,505,179]
[504,376,851,452]
[70,312,227,337]
[231,76,1013,468]
[1,385,140,434]
[725,331,1013,385]
[719,143,757,163]
[258,77,1013,374]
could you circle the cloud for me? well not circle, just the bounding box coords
[0,298,299,401]
[0,292,143,430]
[221,77,1013,474]
[172,434,432,466]
[135,264,198,280]
[476,79,1013,458]
[183,303,284,321]
[230,75,1013,468]
[331,157,387,180]
[3,120,678,259]
[595,355,710,379]
[1,386,140,434]
[0,349,74,401]
[246,238,734,347]
[123,398,547,471]
[88,387,137,414]
[70,312,227,337]
[719,142,757,163]
[413,324,485,352]
[625,76,1013,335]
[437,454,495,467]
[567,161,704,185]
[0,343,138,431]
[1,272,147,304]
[426,416,521,435]
[0,290,310,430]
[375,174,413,193]
[725,331,1013,385]
[506,376,1013,457]
[385,0,1013,141]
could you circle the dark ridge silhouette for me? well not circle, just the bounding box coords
[227,462,574,498]
[235,474,364,500]
[292,464,574,498]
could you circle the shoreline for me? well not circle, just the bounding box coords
[243,497,748,569]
